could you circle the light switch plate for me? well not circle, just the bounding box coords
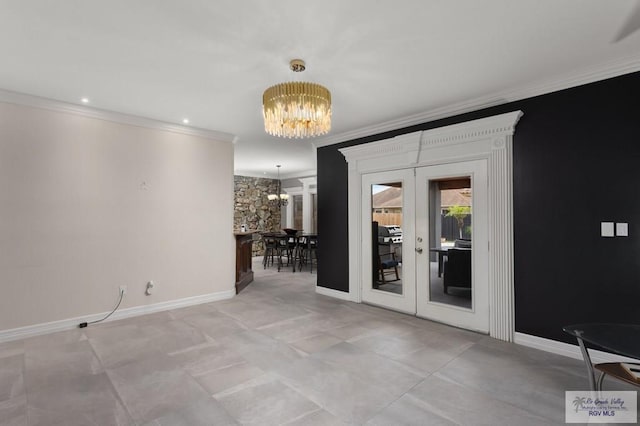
[616,222,628,237]
[601,222,615,237]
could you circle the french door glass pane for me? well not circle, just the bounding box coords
[428,177,472,309]
[371,182,403,294]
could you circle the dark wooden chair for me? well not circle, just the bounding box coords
[261,233,283,270]
[281,229,298,266]
[296,235,318,273]
[378,243,400,283]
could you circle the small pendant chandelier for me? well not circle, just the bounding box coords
[262,59,332,139]
[267,165,289,207]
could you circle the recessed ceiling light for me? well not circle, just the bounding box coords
[182,118,189,124]
[81,97,89,104]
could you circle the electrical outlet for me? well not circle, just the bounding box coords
[119,285,127,295]
[146,281,154,296]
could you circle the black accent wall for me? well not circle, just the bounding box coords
[317,71,640,344]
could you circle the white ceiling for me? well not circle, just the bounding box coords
[1,0,640,179]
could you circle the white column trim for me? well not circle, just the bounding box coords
[339,111,523,341]
[346,160,363,303]
[282,186,302,228]
[488,135,515,341]
[301,179,313,232]
[283,177,316,231]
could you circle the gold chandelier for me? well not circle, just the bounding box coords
[262,59,331,139]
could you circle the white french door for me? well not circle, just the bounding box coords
[361,169,416,313]
[415,160,489,333]
[361,160,489,333]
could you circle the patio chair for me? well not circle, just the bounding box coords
[377,243,400,283]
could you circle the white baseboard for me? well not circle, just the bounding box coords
[315,285,351,301]
[514,332,639,364]
[0,289,235,343]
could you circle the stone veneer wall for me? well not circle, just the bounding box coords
[234,175,283,256]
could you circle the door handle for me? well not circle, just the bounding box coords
[415,247,423,253]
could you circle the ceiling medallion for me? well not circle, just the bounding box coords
[262,59,331,139]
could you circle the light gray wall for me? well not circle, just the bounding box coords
[0,102,235,331]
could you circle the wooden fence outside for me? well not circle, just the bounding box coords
[372,213,403,227]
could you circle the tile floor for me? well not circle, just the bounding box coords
[0,259,635,425]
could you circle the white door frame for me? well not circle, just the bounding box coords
[339,111,523,342]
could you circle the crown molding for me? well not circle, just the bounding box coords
[315,54,640,147]
[0,89,237,143]
[280,169,318,179]
[234,169,317,179]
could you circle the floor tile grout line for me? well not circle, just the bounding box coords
[278,406,324,425]
[428,348,572,425]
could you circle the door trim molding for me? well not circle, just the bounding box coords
[339,111,523,341]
